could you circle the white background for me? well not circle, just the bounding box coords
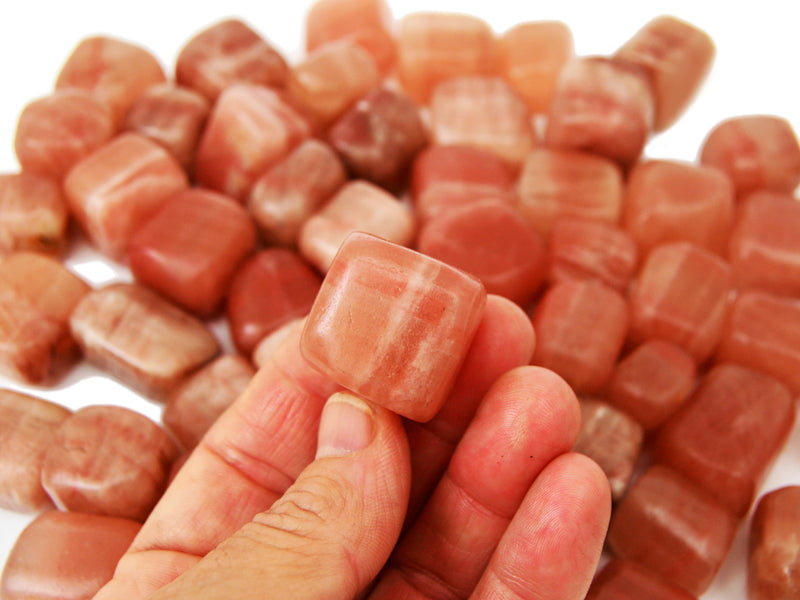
[0,1,798,598]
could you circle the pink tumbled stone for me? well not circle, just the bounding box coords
[163,355,255,450]
[699,115,800,198]
[298,180,415,273]
[728,191,800,297]
[629,242,732,362]
[0,172,69,255]
[301,232,486,422]
[248,139,347,246]
[654,363,795,517]
[0,510,140,600]
[63,133,189,259]
[532,280,629,394]
[749,486,800,600]
[226,248,322,356]
[547,218,639,292]
[545,56,655,166]
[69,283,220,400]
[716,289,800,393]
[128,188,257,318]
[587,559,698,600]
[516,148,624,237]
[624,160,735,255]
[416,199,546,306]
[607,465,738,597]
[606,340,697,433]
[175,18,289,101]
[194,84,310,201]
[41,405,179,521]
[14,89,114,180]
[574,398,643,501]
[0,390,71,513]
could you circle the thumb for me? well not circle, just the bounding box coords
[148,392,411,600]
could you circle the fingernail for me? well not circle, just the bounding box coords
[316,392,375,458]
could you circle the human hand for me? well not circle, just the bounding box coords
[93,295,610,600]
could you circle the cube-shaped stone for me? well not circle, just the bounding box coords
[749,486,800,600]
[0,172,69,255]
[587,560,697,600]
[128,188,257,317]
[300,232,486,421]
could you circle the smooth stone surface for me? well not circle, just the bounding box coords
[654,363,795,517]
[0,390,71,513]
[41,405,180,521]
[749,485,800,600]
[63,133,189,259]
[128,188,257,318]
[532,280,629,394]
[607,465,738,597]
[69,283,220,400]
[163,355,255,451]
[587,559,698,600]
[0,510,140,600]
[301,232,486,422]
[0,172,69,255]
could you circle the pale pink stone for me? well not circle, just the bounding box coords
[0,172,69,255]
[301,232,486,421]
[298,180,416,272]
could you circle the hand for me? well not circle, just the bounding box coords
[93,295,610,600]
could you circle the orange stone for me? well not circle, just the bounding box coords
[606,340,696,433]
[397,11,496,104]
[516,148,624,237]
[728,191,800,297]
[0,390,71,513]
[63,133,189,259]
[531,280,629,394]
[614,15,715,131]
[305,0,396,74]
[0,172,69,255]
[716,289,800,393]
[226,248,322,356]
[416,199,546,305]
[55,35,166,128]
[545,56,654,166]
[122,83,210,171]
[749,486,800,600]
[628,242,732,362]
[654,363,795,517]
[547,218,639,292]
[298,180,415,272]
[607,465,738,597]
[128,188,257,318]
[41,405,179,521]
[175,18,289,101]
[69,283,220,400]
[0,252,90,384]
[0,511,140,600]
[13,89,114,180]
[497,20,574,114]
[194,84,310,201]
[623,160,734,255]
[700,115,800,198]
[300,232,486,422]
[163,355,255,451]
[410,144,518,222]
[430,76,534,167]
[248,139,347,246]
[587,560,698,600]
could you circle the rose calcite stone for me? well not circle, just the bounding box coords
[0,510,140,600]
[0,389,71,513]
[607,464,738,597]
[654,363,795,517]
[69,283,220,400]
[587,560,697,600]
[41,405,180,521]
[749,486,800,600]
[0,172,69,255]
[300,232,486,422]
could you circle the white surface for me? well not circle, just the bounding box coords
[0,1,798,598]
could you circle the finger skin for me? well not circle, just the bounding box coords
[470,453,611,600]
[369,367,580,599]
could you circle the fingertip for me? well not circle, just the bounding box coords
[484,294,536,363]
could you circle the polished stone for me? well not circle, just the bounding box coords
[0,172,69,255]
[587,559,698,600]
[749,485,800,600]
